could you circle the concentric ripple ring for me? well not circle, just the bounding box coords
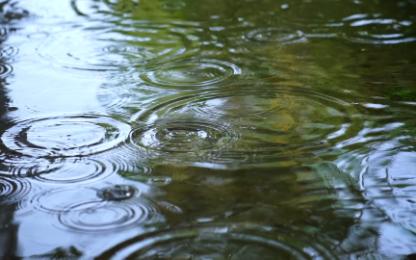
[0,176,31,205]
[58,200,159,233]
[1,115,131,158]
[140,59,241,88]
[128,84,364,167]
[32,158,114,184]
[0,63,13,78]
[31,186,161,233]
[245,28,306,44]
[343,14,416,45]
[99,223,336,259]
[129,120,238,156]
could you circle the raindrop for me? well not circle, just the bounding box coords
[129,120,238,162]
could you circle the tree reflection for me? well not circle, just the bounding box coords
[0,0,27,258]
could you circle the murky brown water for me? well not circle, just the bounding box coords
[0,0,416,258]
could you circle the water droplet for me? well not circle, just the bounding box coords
[129,120,238,162]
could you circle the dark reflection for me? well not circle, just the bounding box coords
[0,0,28,258]
[0,205,17,258]
[31,246,83,259]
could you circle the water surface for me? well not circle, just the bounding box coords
[0,0,416,258]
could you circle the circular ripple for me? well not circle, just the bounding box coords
[36,21,198,72]
[246,28,306,44]
[1,115,131,158]
[32,187,99,213]
[37,31,154,72]
[32,186,160,232]
[67,0,202,71]
[0,63,13,78]
[140,59,241,88]
[32,158,113,184]
[64,0,203,75]
[0,176,31,205]
[129,120,238,156]
[343,14,416,44]
[58,200,159,233]
[131,85,362,166]
[0,154,61,177]
[99,223,335,259]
